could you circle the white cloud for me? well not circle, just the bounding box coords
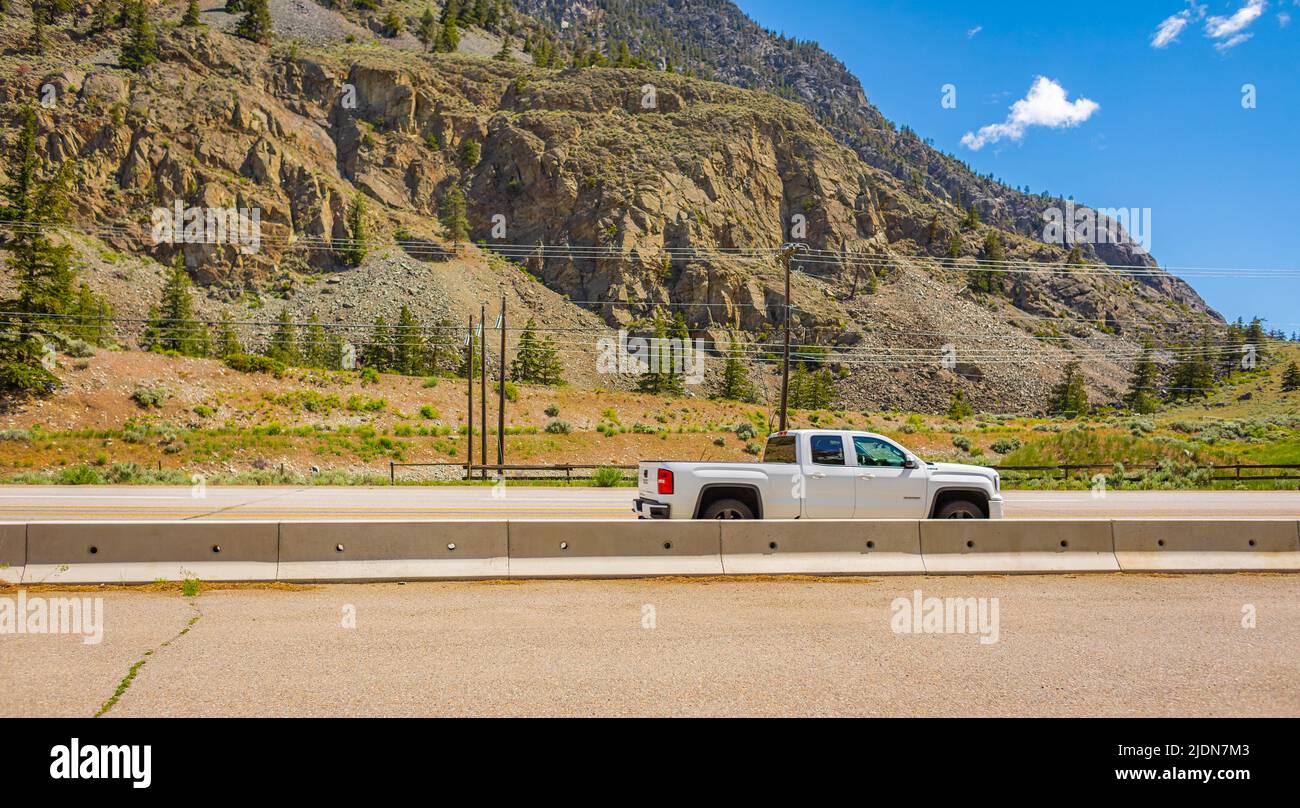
[967,26,983,39]
[1151,2,1207,48]
[1205,0,1267,44]
[961,77,1099,151]
[1279,11,1291,26]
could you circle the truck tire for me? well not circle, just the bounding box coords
[935,499,985,519]
[701,498,755,520]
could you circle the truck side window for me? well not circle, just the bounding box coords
[810,435,846,466]
[854,436,906,468]
[763,435,797,464]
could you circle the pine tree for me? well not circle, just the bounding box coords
[946,389,973,420]
[417,7,437,51]
[1048,360,1089,418]
[364,316,393,371]
[946,232,962,259]
[963,203,980,229]
[266,308,299,366]
[635,313,684,396]
[146,254,209,356]
[340,194,367,266]
[509,318,563,385]
[1170,346,1214,400]
[29,10,47,55]
[118,1,158,70]
[493,35,512,61]
[436,16,461,52]
[1124,341,1160,414]
[975,231,1003,293]
[216,310,242,357]
[235,0,272,43]
[1244,318,1266,365]
[392,305,423,375]
[439,185,469,245]
[715,333,757,403]
[1282,362,1300,393]
[181,0,202,26]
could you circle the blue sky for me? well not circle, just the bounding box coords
[736,0,1300,331]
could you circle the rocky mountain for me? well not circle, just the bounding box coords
[0,0,1223,413]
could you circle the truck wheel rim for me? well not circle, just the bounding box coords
[714,508,746,519]
[947,508,978,519]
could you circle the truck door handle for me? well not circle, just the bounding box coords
[810,473,826,479]
[858,474,875,480]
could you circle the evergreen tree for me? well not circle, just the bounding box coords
[118,1,158,70]
[962,203,980,229]
[216,310,242,357]
[146,254,209,356]
[635,313,685,396]
[715,333,757,403]
[439,185,469,245]
[181,0,202,26]
[436,16,461,52]
[493,35,512,61]
[1048,360,1089,417]
[1170,346,1214,400]
[392,305,423,375]
[364,315,393,371]
[509,318,563,385]
[1244,318,1266,365]
[974,231,1003,293]
[1282,361,1300,393]
[1124,341,1160,414]
[235,0,272,43]
[340,194,367,266]
[265,308,299,366]
[417,7,437,51]
[29,10,47,55]
[946,389,973,420]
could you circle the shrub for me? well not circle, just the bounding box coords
[419,404,439,419]
[990,437,1021,454]
[712,437,725,446]
[422,377,439,388]
[590,466,624,487]
[193,405,214,417]
[544,419,571,434]
[0,429,32,442]
[131,386,171,409]
[503,381,519,402]
[952,435,972,452]
[55,465,104,485]
[360,367,380,386]
[224,353,284,374]
[544,404,560,417]
[743,442,762,455]
[735,422,757,440]
[65,339,95,358]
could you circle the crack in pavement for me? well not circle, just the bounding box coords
[93,600,202,718]
[182,486,310,521]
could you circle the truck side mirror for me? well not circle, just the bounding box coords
[903,458,919,469]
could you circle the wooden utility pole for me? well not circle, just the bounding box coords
[777,243,804,432]
[497,296,506,467]
[479,304,487,479]
[466,314,474,480]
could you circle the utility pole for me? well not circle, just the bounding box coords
[777,243,804,432]
[479,304,487,480]
[497,296,506,467]
[466,314,474,480]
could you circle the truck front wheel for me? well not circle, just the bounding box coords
[701,498,755,520]
[935,499,985,519]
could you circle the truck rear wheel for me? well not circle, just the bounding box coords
[936,499,985,519]
[701,498,755,520]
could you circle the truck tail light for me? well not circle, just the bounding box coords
[657,468,674,495]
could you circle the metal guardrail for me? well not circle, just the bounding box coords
[390,461,1300,483]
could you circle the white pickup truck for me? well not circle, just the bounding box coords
[634,429,1003,520]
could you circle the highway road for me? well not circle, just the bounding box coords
[0,485,1295,520]
[3,575,1295,717]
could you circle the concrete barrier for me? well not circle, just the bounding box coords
[920,520,1119,573]
[0,523,24,584]
[23,522,278,584]
[720,520,923,575]
[1113,520,1300,572]
[508,521,723,577]
[277,521,508,581]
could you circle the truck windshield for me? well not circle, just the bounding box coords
[763,435,797,463]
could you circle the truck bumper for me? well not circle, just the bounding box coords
[987,497,1005,519]
[633,498,671,519]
